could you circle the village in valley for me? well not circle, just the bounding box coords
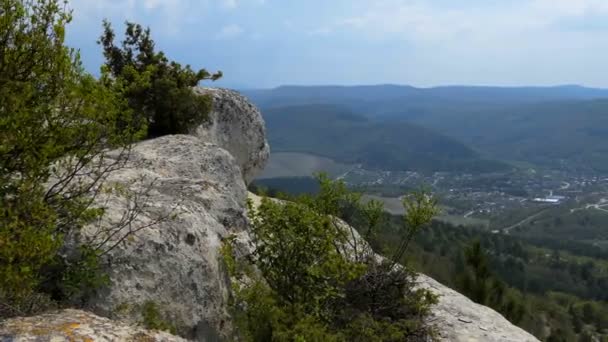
[338,166,608,231]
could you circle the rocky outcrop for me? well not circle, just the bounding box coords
[0,309,187,341]
[193,87,270,185]
[418,274,538,341]
[81,135,249,341]
[71,88,269,341]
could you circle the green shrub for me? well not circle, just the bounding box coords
[224,175,438,341]
[99,21,222,138]
[0,0,141,316]
[142,301,177,334]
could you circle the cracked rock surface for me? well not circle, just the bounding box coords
[193,87,270,185]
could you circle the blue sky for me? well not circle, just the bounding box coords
[67,0,608,88]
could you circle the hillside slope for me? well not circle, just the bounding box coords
[245,85,608,172]
[264,104,507,173]
[247,193,538,342]
[406,99,608,172]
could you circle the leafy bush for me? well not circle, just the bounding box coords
[99,21,222,138]
[223,175,438,341]
[0,0,150,317]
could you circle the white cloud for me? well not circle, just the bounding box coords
[69,0,267,33]
[220,0,267,10]
[69,0,188,23]
[216,24,244,39]
[333,0,608,43]
[532,0,608,17]
[220,0,238,10]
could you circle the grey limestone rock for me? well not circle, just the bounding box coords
[0,309,188,342]
[81,135,250,341]
[417,273,538,341]
[193,87,270,185]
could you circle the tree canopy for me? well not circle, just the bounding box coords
[99,20,222,138]
[0,0,144,314]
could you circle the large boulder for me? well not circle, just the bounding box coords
[193,87,270,185]
[0,309,187,342]
[81,135,251,341]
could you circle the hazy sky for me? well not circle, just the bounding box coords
[68,0,608,88]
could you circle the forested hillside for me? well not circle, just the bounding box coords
[405,220,608,341]
[246,85,608,172]
[404,99,608,172]
[263,104,508,173]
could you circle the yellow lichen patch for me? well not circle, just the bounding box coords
[31,327,53,336]
[59,322,81,340]
[65,323,81,330]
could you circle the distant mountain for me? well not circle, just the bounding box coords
[407,99,608,172]
[243,84,608,112]
[263,104,508,173]
[245,85,608,173]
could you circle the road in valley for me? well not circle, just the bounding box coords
[502,208,551,234]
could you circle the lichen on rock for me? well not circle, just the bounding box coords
[0,309,188,342]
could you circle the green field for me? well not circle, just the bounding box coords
[258,152,353,179]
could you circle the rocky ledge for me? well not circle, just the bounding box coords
[418,273,537,341]
[0,309,187,342]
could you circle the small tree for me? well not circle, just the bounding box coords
[99,21,222,138]
[458,240,526,324]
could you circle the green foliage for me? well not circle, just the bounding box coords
[99,20,222,138]
[458,240,525,324]
[0,0,140,315]
[381,218,608,340]
[225,174,438,341]
[0,0,170,319]
[391,190,440,264]
[0,190,60,305]
[40,246,109,305]
[141,301,177,334]
[247,196,364,317]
